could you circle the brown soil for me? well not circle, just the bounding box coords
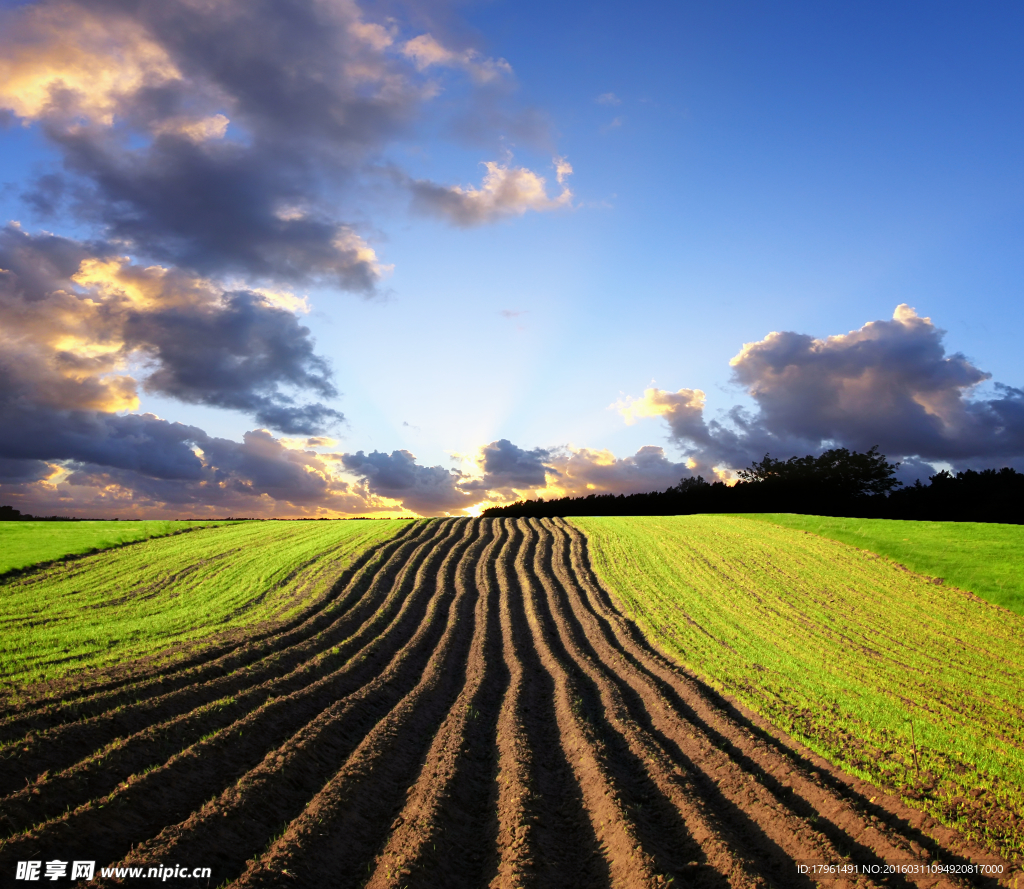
[0,518,1016,889]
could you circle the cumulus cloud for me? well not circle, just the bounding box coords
[0,0,545,293]
[0,0,418,292]
[0,0,588,518]
[619,305,1024,476]
[409,158,573,226]
[341,449,476,515]
[478,439,552,489]
[0,224,341,434]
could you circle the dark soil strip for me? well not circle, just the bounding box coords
[88,521,490,887]
[226,524,486,889]
[362,519,505,889]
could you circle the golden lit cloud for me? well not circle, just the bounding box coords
[615,387,706,424]
[0,4,179,124]
[331,230,394,279]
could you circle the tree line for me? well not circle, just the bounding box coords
[482,447,1024,523]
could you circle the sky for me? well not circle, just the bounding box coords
[1,0,1023,517]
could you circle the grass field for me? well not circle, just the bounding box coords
[0,519,410,687]
[741,513,1024,615]
[0,520,232,575]
[574,514,1024,861]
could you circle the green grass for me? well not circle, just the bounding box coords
[739,513,1024,615]
[574,514,1024,861]
[0,520,411,687]
[0,520,232,575]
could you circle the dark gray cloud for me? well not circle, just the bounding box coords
[624,305,1024,476]
[478,438,551,487]
[1,0,547,291]
[341,449,475,515]
[124,289,342,434]
[0,409,369,517]
[0,224,342,435]
[0,456,53,483]
[2,0,425,290]
[0,404,207,481]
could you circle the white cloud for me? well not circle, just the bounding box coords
[401,33,512,83]
[409,158,573,226]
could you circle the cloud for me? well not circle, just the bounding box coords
[619,305,1024,475]
[0,0,533,292]
[0,224,341,434]
[341,449,476,515]
[596,92,621,106]
[401,33,512,83]
[478,439,552,488]
[409,158,573,226]
[0,424,376,518]
[554,156,573,184]
[541,445,693,497]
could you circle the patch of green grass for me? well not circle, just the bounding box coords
[739,513,1024,615]
[573,514,1024,862]
[0,520,232,575]
[0,520,411,686]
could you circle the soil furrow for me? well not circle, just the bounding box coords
[226,521,487,889]
[0,519,475,867]
[87,520,490,887]
[492,519,609,888]
[364,518,504,889]
[554,517,1003,889]
[512,519,668,889]
[487,518,542,889]
[0,521,453,834]
[535,518,841,887]
[526,520,768,889]
[0,520,450,798]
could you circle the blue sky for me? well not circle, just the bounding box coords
[1,0,1022,516]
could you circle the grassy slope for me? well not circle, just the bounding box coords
[740,513,1024,616]
[573,514,1024,860]
[0,520,410,686]
[0,520,231,575]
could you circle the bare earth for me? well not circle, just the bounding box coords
[0,518,1013,888]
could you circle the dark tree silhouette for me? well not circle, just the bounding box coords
[737,446,902,497]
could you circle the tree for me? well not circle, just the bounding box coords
[675,475,710,493]
[737,446,902,498]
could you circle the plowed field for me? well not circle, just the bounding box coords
[0,518,1012,888]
